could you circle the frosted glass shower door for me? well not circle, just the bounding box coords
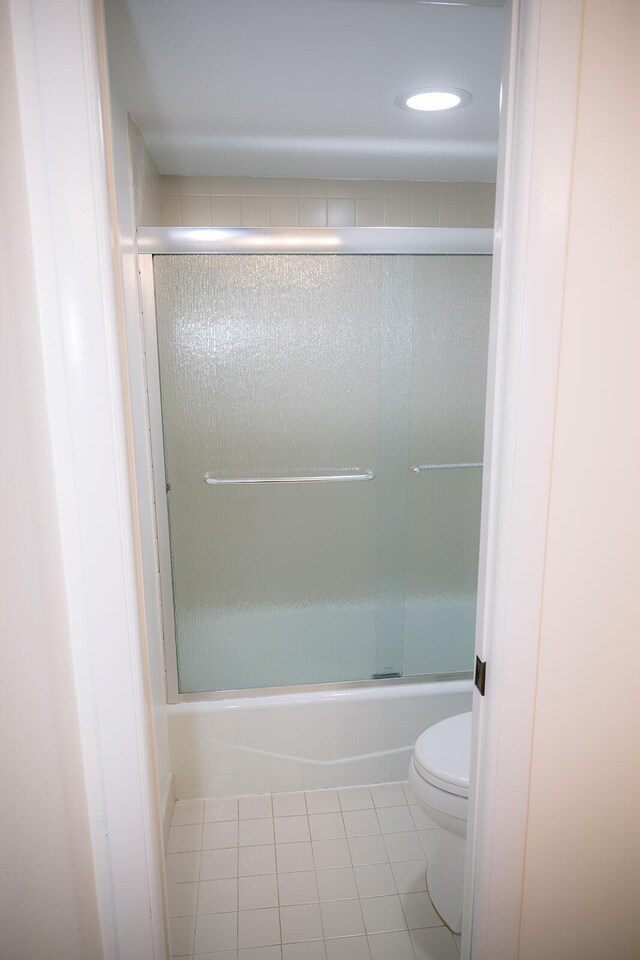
[403,256,492,676]
[153,253,491,694]
[154,255,412,693]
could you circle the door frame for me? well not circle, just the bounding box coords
[6,0,168,957]
[6,0,585,956]
[463,1,584,957]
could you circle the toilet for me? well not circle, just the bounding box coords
[409,711,472,935]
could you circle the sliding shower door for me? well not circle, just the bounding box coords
[153,254,490,694]
[404,257,491,676]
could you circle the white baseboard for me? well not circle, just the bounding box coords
[161,772,175,847]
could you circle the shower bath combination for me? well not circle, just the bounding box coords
[131,225,493,816]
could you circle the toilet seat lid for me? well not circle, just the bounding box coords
[414,711,472,798]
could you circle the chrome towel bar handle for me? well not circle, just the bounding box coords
[202,464,482,484]
[412,462,482,473]
[203,470,375,485]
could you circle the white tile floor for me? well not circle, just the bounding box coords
[166,782,461,959]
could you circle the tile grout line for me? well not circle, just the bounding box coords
[306,790,328,951]
[273,801,283,954]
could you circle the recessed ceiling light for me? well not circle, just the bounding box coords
[395,87,472,112]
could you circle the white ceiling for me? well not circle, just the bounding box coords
[105,0,505,180]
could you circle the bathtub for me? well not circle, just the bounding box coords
[167,678,472,799]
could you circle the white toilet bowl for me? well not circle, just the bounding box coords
[409,711,472,934]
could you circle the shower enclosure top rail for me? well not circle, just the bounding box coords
[203,470,375,484]
[137,226,494,256]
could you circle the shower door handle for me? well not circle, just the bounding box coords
[412,462,482,473]
[203,470,375,485]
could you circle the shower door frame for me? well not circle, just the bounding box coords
[138,226,493,703]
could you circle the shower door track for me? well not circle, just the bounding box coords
[138,226,493,703]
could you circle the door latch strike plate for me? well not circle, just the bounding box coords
[475,656,486,696]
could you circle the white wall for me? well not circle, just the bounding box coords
[0,1,102,956]
[519,1,640,956]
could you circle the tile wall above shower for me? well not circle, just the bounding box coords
[157,176,495,229]
[128,116,163,226]
[126,117,495,230]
